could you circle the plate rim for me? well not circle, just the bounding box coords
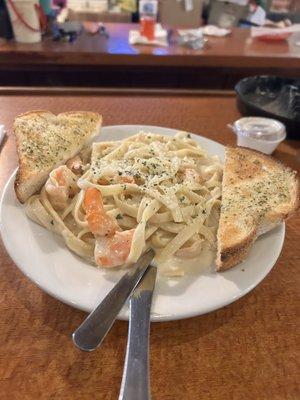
[0,125,286,321]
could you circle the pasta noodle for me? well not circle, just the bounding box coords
[25,132,223,276]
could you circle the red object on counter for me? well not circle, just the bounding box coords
[257,33,292,42]
[140,16,155,40]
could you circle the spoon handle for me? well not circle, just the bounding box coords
[118,265,157,400]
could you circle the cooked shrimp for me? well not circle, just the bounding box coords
[94,229,135,268]
[98,178,109,185]
[183,168,202,183]
[84,188,134,267]
[66,155,84,175]
[45,166,78,210]
[84,187,118,236]
[119,175,135,184]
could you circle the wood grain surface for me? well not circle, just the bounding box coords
[0,92,299,400]
[0,24,299,70]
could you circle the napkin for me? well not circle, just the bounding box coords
[129,24,168,46]
[202,25,231,37]
[178,25,231,38]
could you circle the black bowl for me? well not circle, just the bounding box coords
[235,76,300,140]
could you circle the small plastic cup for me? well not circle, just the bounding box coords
[140,16,155,40]
[139,0,157,41]
[230,117,286,155]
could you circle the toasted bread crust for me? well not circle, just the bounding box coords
[217,146,299,271]
[14,110,102,203]
[217,230,256,271]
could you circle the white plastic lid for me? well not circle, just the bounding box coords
[233,117,286,143]
[139,0,158,15]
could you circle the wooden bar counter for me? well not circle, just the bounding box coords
[0,24,300,88]
[0,89,299,399]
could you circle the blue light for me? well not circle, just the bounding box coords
[152,48,168,55]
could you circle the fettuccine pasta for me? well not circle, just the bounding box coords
[25,132,222,276]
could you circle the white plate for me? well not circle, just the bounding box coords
[0,125,285,321]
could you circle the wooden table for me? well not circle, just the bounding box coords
[1,24,300,89]
[0,90,299,399]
